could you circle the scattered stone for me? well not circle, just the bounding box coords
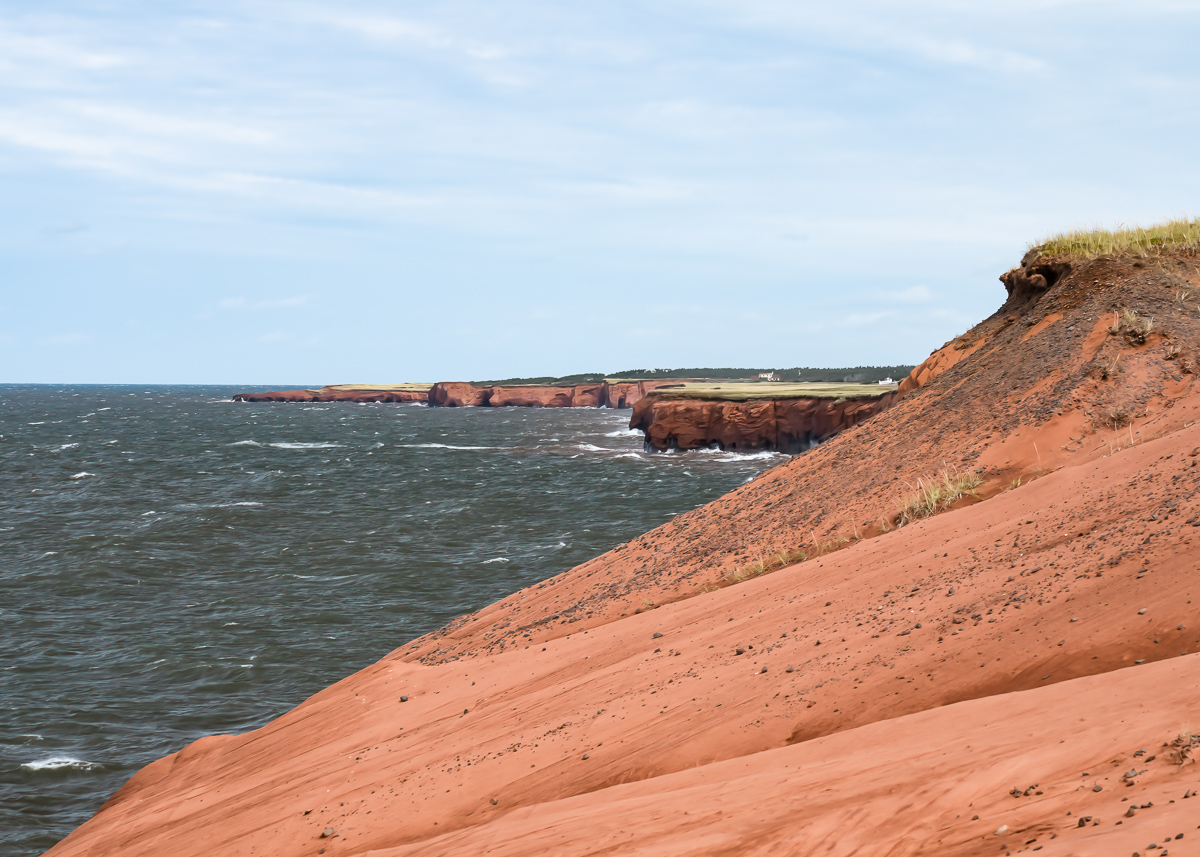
[490,798,498,805]
[1094,784,1104,792]
[320,829,335,839]
[1139,608,1147,614]
[304,809,313,815]
[760,666,768,673]
[1071,617,1079,622]
[786,666,794,673]
[652,632,663,639]
[400,695,409,702]
[1127,807,1138,818]
[582,754,590,760]
[996,824,1009,835]
[736,647,745,655]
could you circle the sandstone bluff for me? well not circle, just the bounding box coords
[63,247,1200,857]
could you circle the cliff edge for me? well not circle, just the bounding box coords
[47,246,1200,857]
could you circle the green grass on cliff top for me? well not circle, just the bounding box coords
[1032,216,1200,259]
[649,381,897,401]
[324,383,432,391]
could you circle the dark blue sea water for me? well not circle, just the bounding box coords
[0,385,784,856]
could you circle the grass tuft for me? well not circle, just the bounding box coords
[1108,308,1154,345]
[894,469,983,528]
[1031,217,1200,259]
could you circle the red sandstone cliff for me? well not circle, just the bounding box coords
[426,380,680,408]
[630,392,898,452]
[232,387,428,404]
[46,250,1200,857]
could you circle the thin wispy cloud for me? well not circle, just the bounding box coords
[1,1,1197,382]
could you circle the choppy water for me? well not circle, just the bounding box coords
[0,385,784,856]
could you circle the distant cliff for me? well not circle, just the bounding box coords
[232,386,428,403]
[629,392,898,453]
[426,380,680,408]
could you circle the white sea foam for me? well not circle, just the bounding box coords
[21,756,100,772]
[400,443,495,451]
[55,443,80,451]
[576,443,607,452]
[268,442,343,450]
[70,472,95,480]
[481,557,510,564]
[613,452,642,459]
[40,551,59,558]
[229,440,262,447]
[604,429,642,437]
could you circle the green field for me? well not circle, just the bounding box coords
[646,381,898,401]
[323,383,432,392]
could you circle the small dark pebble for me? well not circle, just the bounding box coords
[1094,784,1104,792]
[761,666,768,673]
[400,695,408,702]
[321,828,335,839]
[582,754,590,760]
[736,647,745,655]
[786,666,794,673]
[653,632,663,639]
[490,798,498,805]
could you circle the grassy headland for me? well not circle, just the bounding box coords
[1031,216,1200,259]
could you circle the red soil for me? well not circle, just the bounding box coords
[48,252,1200,857]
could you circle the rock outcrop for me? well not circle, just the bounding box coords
[630,392,897,452]
[426,380,681,409]
[232,387,428,403]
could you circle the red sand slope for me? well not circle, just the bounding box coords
[46,252,1200,856]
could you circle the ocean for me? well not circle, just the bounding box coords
[0,385,784,856]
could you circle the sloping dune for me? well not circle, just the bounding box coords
[46,252,1200,856]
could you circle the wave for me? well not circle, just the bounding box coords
[481,557,510,564]
[70,472,95,480]
[399,443,496,451]
[267,442,344,450]
[604,429,642,437]
[228,440,262,447]
[55,443,80,451]
[21,756,101,772]
[576,443,607,452]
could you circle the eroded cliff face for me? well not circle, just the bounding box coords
[46,251,1200,857]
[426,380,679,408]
[232,387,428,403]
[630,393,898,453]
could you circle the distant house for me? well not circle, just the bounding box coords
[878,377,895,385]
[756,373,780,381]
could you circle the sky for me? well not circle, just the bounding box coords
[2,1,1198,384]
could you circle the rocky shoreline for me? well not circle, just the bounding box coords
[233,379,903,453]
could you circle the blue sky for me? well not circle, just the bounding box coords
[2,1,1198,383]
